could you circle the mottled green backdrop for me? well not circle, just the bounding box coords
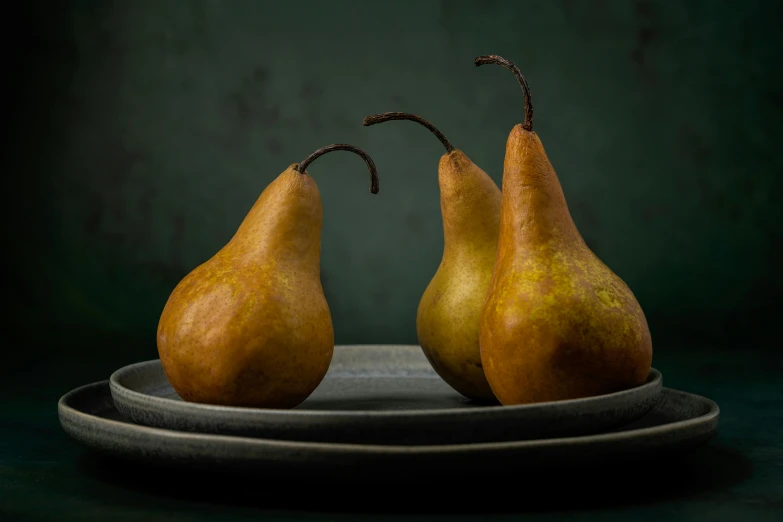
[5,0,782,365]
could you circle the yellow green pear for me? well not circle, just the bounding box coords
[157,144,380,409]
[363,112,501,402]
[475,55,653,405]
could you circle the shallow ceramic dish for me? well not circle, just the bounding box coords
[110,345,662,445]
[59,381,719,479]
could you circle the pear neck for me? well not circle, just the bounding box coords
[229,169,323,268]
[438,151,502,257]
[500,130,582,249]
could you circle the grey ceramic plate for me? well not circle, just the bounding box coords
[59,382,718,479]
[110,345,662,445]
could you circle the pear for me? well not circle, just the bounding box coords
[157,144,380,409]
[475,55,653,405]
[363,112,501,402]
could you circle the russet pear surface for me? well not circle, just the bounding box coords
[417,150,501,401]
[157,166,334,409]
[480,125,652,405]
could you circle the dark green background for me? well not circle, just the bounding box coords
[6,0,782,360]
[3,1,783,520]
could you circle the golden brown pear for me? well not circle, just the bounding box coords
[363,113,501,402]
[157,144,380,409]
[475,55,653,405]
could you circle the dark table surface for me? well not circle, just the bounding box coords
[2,336,781,521]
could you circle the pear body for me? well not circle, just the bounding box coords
[157,166,334,409]
[417,150,501,402]
[480,126,652,405]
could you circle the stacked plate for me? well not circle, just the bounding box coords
[58,345,719,479]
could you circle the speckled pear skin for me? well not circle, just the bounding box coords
[417,150,501,402]
[157,165,334,409]
[480,125,653,405]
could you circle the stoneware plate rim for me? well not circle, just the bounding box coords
[109,345,663,419]
[60,381,719,452]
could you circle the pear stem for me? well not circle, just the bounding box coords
[474,55,534,131]
[362,112,454,153]
[295,144,380,194]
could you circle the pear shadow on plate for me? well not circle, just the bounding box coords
[300,396,465,411]
[298,395,495,411]
[78,443,752,514]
